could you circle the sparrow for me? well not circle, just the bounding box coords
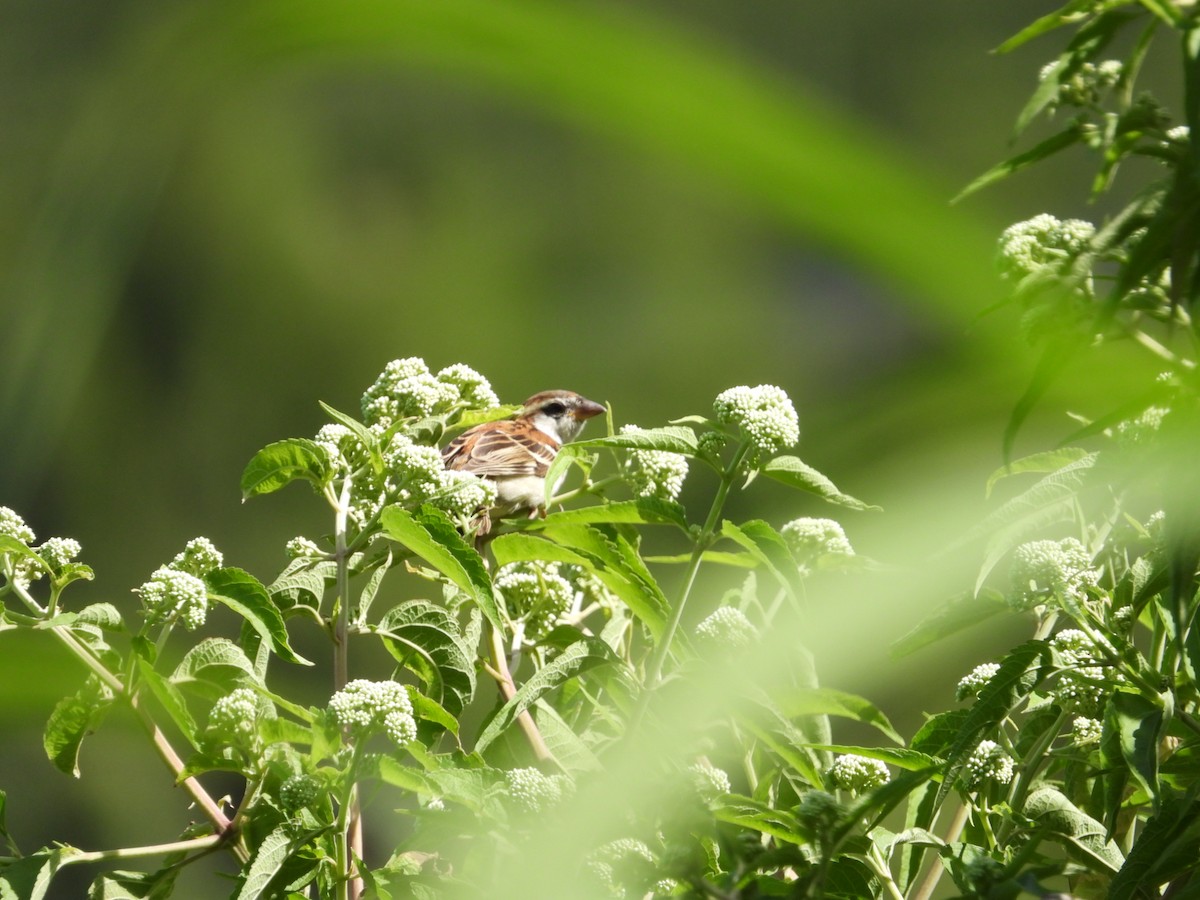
[442,390,606,534]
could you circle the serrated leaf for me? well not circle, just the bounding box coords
[489,533,594,569]
[531,701,602,773]
[776,688,902,744]
[1107,689,1167,803]
[535,498,688,530]
[171,637,259,686]
[234,825,294,900]
[74,603,123,632]
[1025,786,1124,874]
[267,558,333,613]
[380,506,500,631]
[1109,794,1200,900]
[760,456,879,511]
[474,638,618,753]
[43,677,113,777]
[984,447,1092,498]
[377,601,475,718]
[891,589,1010,658]
[207,568,310,666]
[720,520,802,595]
[240,439,331,499]
[573,425,698,456]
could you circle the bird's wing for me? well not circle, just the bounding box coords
[442,421,559,478]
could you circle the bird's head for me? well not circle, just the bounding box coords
[519,390,606,444]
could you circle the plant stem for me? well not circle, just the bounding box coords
[909,802,969,900]
[51,833,225,868]
[865,842,905,900]
[331,473,363,900]
[486,623,558,767]
[644,442,749,689]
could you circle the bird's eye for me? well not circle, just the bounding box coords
[543,402,567,416]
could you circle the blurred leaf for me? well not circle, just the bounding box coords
[43,677,112,778]
[994,0,1106,53]
[531,701,602,773]
[207,568,311,666]
[711,795,807,845]
[808,744,941,772]
[644,550,757,567]
[891,589,1010,658]
[380,506,500,631]
[776,688,902,744]
[0,792,15,858]
[240,439,330,500]
[1024,786,1125,874]
[760,456,879,511]
[984,447,1092,498]
[474,637,618,754]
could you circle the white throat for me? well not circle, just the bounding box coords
[527,411,583,445]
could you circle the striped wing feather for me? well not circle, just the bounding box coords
[442,421,558,478]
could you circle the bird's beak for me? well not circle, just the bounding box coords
[575,398,606,420]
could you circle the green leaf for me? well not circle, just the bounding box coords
[452,405,521,430]
[377,601,476,718]
[380,506,500,630]
[984,447,1092,498]
[490,533,596,569]
[234,825,295,900]
[711,795,807,845]
[1109,794,1200,900]
[405,686,459,737]
[532,524,669,638]
[936,641,1049,805]
[720,520,802,595]
[240,439,331,499]
[74,603,123,632]
[536,498,688,530]
[206,568,311,666]
[573,425,698,456]
[993,0,1104,53]
[891,589,1010,658]
[135,658,197,746]
[43,677,113,777]
[954,126,1082,203]
[0,792,16,857]
[776,688,902,744]
[474,638,618,753]
[531,701,603,773]
[760,456,879,511]
[0,850,63,900]
[267,558,333,613]
[644,550,757,567]
[1106,689,1168,803]
[171,637,259,686]
[1024,786,1125,874]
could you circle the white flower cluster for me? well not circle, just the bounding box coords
[0,506,35,544]
[494,561,576,635]
[1040,59,1123,108]
[327,679,417,747]
[1071,716,1103,747]
[136,565,209,631]
[964,740,1015,788]
[0,508,83,589]
[829,754,890,793]
[998,214,1095,283]
[285,536,325,559]
[695,606,757,650]
[505,767,573,814]
[360,358,498,428]
[956,662,1001,701]
[713,384,800,463]
[207,687,263,751]
[1050,629,1114,711]
[314,424,367,476]
[586,838,675,899]
[278,774,322,811]
[688,761,731,797]
[1009,537,1098,610]
[1115,405,1169,449]
[782,517,854,573]
[619,425,689,502]
[170,537,224,577]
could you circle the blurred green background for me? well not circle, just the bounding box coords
[0,0,1176,894]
